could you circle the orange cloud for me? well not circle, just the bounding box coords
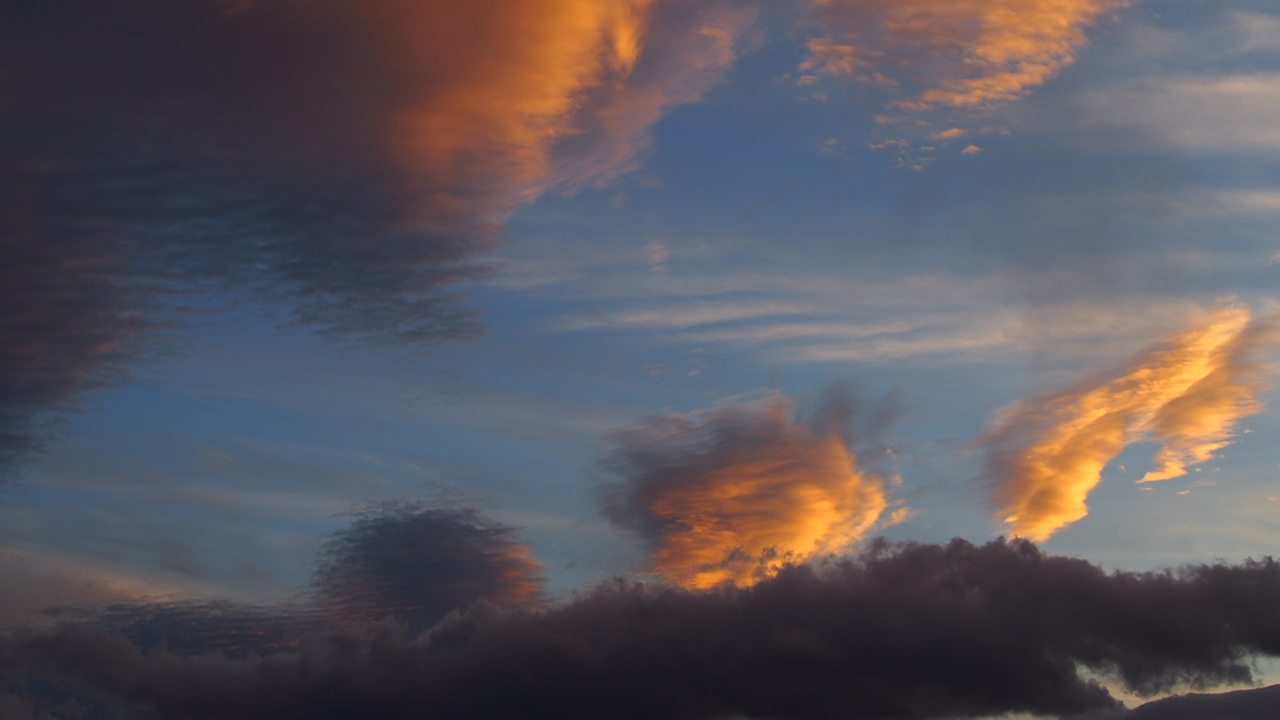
[802,0,1127,110]
[602,395,887,589]
[382,0,753,227]
[978,308,1277,542]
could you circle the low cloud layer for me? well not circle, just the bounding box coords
[0,0,751,471]
[978,307,1278,542]
[600,392,888,588]
[6,539,1280,719]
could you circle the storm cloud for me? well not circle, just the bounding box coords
[5,539,1280,719]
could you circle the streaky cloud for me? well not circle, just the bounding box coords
[600,389,888,589]
[978,307,1278,542]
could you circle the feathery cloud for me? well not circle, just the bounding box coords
[978,307,1277,542]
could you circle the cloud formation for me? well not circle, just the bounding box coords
[7,539,1280,719]
[978,307,1278,542]
[802,0,1126,112]
[0,0,751,471]
[600,392,888,588]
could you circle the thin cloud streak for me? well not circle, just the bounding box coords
[978,307,1278,542]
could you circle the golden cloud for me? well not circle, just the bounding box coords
[803,0,1127,110]
[979,308,1277,542]
[380,0,753,226]
[603,395,888,589]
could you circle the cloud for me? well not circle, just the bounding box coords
[8,503,547,663]
[0,0,751,471]
[311,503,545,633]
[599,391,888,588]
[1078,73,1280,155]
[8,539,1280,719]
[1068,683,1280,720]
[801,0,1127,111]
[978,307,1278,542]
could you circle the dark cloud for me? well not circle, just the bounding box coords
[7,539,1280,720]
[311,503,545,633]
[0,0,751,471]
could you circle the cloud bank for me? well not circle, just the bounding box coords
[6,539,1280,719]
[978,307,1278,542]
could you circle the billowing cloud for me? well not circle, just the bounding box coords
[312,503,545,633]
[978,307,1278,542]
[8,540,1280,719]
[600,391,888,588]
[0,0,752,471]
[802,0,1127,113]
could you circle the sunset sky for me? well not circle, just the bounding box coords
[5,1,1280,718]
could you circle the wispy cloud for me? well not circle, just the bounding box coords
[1075,73,1280,155]
[801,0,1127,113]
[977,307,1278,542]
[556,301,820,331]
[533,237,1208,366]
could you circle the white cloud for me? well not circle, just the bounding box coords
[1090,73,1280,154]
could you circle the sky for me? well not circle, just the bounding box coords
[4,0,1280,718]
